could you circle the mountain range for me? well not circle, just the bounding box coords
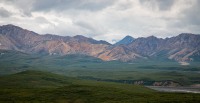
[0,24,200,63]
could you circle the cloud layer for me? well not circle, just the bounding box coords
[0,0,200,43]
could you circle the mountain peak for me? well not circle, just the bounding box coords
[178,33,197,37]
[0,24,38,36]
[124,35,133,38]
[147,35,157,39]
[73,35,86,39]
[0,24,22,30]
[115,35,134,45]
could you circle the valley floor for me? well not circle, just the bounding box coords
[0,50,200,102]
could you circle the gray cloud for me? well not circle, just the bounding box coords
[0,0,200,43]
[75,21,97,33]
[183,1,200,26]
[140,0,175,11]
[0,0,33,17]
[157,0,175,11]
[0,7,12,17]
[165,0,200,34]
[32,0,115,12]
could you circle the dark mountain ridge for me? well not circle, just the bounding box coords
[115,35,135,45]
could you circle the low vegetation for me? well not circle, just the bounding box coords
[0,50,200,102]
[0,50,200,86]
[0,70,200,103]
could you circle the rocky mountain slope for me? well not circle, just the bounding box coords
[127,34,200,62]
[0,24,110,57]
[0,24,200,63]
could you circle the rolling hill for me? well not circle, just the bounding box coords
[0,70,200,103]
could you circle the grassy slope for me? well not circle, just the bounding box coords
[0,70,200,103]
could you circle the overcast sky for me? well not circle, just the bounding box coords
[0,0,200,43]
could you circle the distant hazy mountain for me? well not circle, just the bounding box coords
[115,35,134,45]
[0,24,200,63]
